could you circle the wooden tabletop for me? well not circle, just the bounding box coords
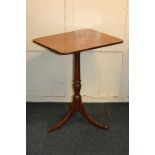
[33,29,123,55]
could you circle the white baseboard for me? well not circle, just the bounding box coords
[26,95,129,103]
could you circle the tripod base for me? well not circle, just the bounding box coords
[48,102,108,132]
[48,52,108,132]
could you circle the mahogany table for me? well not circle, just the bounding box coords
[33,29,123,132]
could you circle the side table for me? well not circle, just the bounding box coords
[33,29,123,132]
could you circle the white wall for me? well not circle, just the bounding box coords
[26,0,129,102]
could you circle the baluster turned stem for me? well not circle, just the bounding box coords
[73,53,81,106]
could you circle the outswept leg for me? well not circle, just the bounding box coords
[79,103,109,129]
[48,107,73,132]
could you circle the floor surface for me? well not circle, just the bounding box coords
[26,102,129,155]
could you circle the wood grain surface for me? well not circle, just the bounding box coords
[33,29,123,55]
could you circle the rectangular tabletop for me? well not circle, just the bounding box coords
[33,29,123,55]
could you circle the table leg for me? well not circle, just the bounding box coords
[48,52,108,132]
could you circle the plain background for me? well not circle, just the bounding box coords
[26,0,129,103]
[0,0,155,155]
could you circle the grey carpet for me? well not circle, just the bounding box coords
[26,102,129,155]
